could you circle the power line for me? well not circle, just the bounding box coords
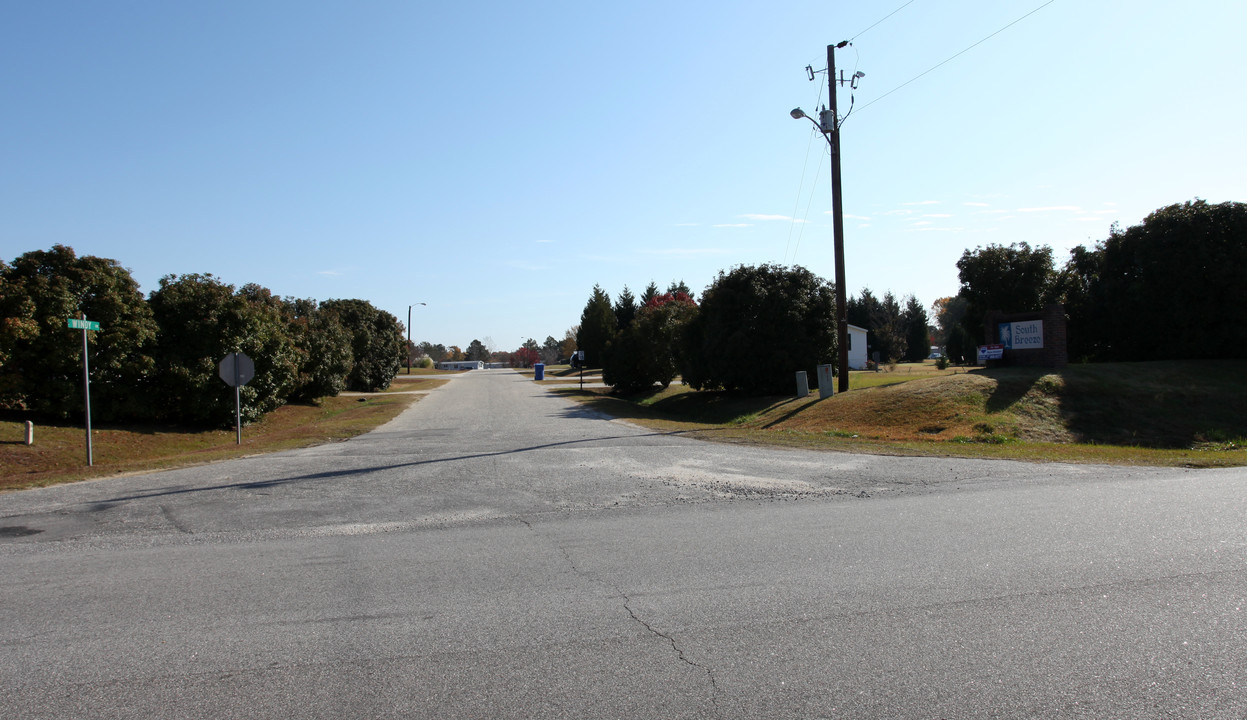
[857,0,1057,114]
[785,82,825,264]
[790,140,828,264]
[849,0,918,42]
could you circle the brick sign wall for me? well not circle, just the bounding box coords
[983,304,1068,368]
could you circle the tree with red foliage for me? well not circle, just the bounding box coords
[603,292,698,392]
[512,346,541,368]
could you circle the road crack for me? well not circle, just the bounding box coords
[516,517,722,715]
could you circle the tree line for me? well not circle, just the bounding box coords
[414,333,575,368]
[0,246,405,425]
[577,269,845,395]
[940,199,1247,363]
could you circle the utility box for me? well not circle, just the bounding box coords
[817,364,834,399]
[534,363,545,381]
[795,371,809,397]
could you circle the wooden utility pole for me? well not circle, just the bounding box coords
[827,41,850,393]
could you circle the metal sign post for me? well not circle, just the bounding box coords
[218,352,256,444]
[67,316,101,466]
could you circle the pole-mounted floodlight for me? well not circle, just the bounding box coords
[407,302,426,374]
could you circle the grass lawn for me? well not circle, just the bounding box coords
[549,360,1247,468]
[1,392,421,492]
[380,375,452,393]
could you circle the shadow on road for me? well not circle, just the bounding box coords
[93,429,699,506]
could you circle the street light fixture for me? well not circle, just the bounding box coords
[407,302,426,374]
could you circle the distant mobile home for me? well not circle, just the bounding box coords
[437,360,484,370]
[847,324,868,370]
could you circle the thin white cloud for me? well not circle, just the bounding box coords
[963,201,990,207]
[673,222,700,227]
[922,213,953,219]
[845,213,872,220]
[880,209,914,217]
[639,247,732,256]
[902,200,941,206]
[912,221,933,226]
[317,270,344,276]
[713,223,754,228]
[535,238,556,243]
[1017,205,1083,213]
[740,213,801,222]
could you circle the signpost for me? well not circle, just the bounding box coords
[218,352,255,445]
[67,316,101,465]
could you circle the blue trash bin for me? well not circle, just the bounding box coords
[534,363,544,381]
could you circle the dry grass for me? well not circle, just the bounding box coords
[0,392,420,491]
[551,360,1247,468]
[380,376,451,393]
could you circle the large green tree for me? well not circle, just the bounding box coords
[466,339,490,362]
[681,264,836,395]
[282,297,354,401]
[613,286,638,330]
[955,242,1057,343]
[149,275,298,424]
[321,299,405,391]
[0,245,158,420]
[846,288,908,364]
[902,294,930,363]
[576,285,616,368]
[1061,200,1247,361]
[603,292,698,392]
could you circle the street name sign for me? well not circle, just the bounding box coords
[67,318,101,331]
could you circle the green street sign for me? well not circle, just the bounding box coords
[67,318,101,331]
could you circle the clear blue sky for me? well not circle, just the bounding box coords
[4,1,1245,352]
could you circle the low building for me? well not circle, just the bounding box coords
[847,324,868,370]
[437,360,484,371]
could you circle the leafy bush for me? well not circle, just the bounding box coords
[603,292,697,392]
[0,245,158,420]
[149,275,299,425]
[321,299,404,391]
[681,264,836,395]
[283,298,353,401]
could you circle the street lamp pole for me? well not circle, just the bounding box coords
[407,302,426,374]
[792,40,852,394]
[827,42,850,394]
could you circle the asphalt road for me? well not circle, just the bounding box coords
[2,369,1245,718]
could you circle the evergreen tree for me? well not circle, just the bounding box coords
[576,285,616,368]
[613,285,638,329]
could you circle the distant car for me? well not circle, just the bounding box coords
[928,351,944,359]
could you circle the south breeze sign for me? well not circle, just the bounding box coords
[998,320,1043,350]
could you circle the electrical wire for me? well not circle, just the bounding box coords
[790,142,827,264]
[849,0,918,42]
[785,82,824,264]
[784,128,818,264]
[856,0,1057,115]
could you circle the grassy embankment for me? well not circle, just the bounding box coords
[0,371,452,491]
[545,360,1247,467]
